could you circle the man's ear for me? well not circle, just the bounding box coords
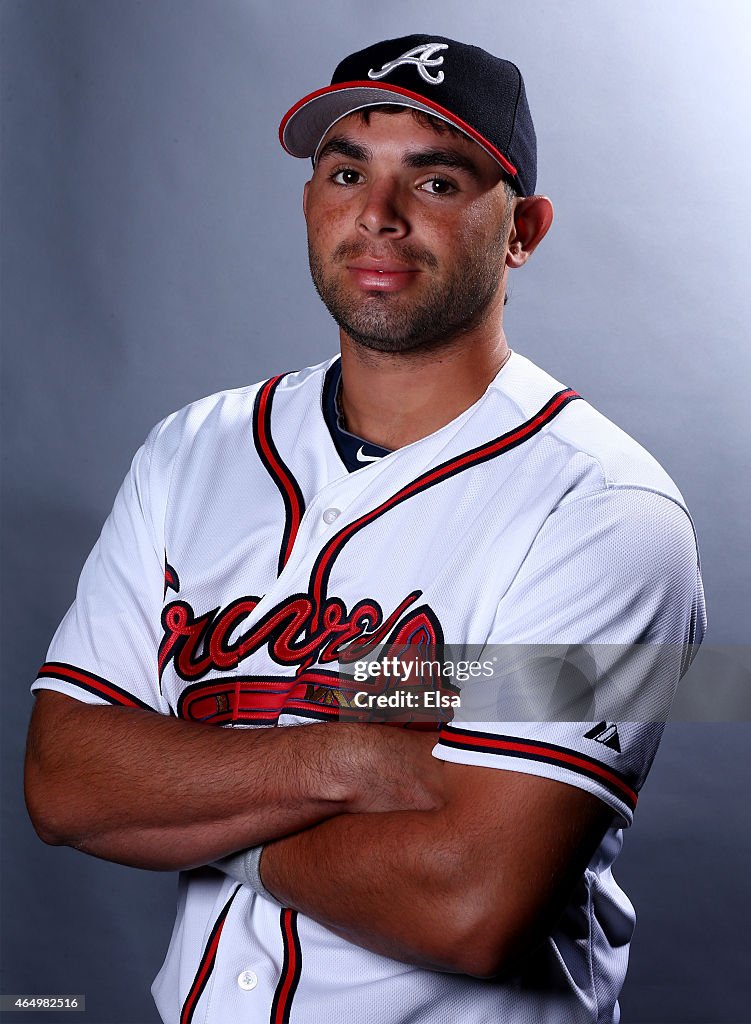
[303,180,310,220]
[506,196,554,269]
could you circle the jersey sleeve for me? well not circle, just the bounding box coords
[433,486,706,827]
[32,424,173,713]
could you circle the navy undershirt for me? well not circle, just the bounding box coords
[321,359,392,473]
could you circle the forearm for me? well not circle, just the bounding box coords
[261,808,485,974]
[25,693,442,871]
[260,767,614,979]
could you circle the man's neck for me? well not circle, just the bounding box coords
[338,329,511,451]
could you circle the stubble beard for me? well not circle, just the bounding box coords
[308,232,508,355]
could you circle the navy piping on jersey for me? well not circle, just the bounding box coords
[179,885,241,1024]
[36,662,157,712]
[252,374,307,576]
[321,359,392,472]
[438,724,638,811]
[270,909,303,1024]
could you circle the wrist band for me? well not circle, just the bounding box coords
[210,846,281,905]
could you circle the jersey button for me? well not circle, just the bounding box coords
[322,507,341,524]
[237,969,258,991]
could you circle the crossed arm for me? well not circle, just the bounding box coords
[25,690,612,977]
[260,764,612,976]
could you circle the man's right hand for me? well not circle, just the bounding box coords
[344,727,445,815]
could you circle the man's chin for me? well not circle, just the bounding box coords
[339,322,461,356]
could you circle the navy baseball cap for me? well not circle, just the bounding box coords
[279,34,537,196]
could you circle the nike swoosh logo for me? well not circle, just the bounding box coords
[356,446,383,463]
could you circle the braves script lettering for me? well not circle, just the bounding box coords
[159,590,441,682]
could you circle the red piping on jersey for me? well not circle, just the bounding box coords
[179,886,240,1024]
[36,662,155,712]
[439,725,638,810]
[164,561,180,596]
[253,375,306,576]
[270,908,302,1024]
[279,81,519,180]
[308,388,580,629]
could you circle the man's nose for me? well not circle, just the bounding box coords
[355,179,409,237]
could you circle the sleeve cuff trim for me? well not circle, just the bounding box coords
[438,724,637,811]
[36,662,157,712]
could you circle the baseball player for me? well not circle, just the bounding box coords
[25,34,705,1024]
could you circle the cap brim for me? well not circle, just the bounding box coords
[279,81,517,180]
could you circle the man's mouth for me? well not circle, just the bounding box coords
[346,261,421,292]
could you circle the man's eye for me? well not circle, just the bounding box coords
[331,168,363,185]
[420,177,456,195]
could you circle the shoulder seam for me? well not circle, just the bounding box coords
[557,482,689,512]
[556,483,701,563]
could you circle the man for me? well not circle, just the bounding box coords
[25,34,705,1024]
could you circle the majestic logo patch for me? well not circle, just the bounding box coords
[584,721,622,753]
[368,43,449,85]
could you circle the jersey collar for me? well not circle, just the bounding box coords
[321,359,392,473]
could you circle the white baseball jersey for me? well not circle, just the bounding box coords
[33,351,705,1024]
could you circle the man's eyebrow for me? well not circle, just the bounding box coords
[315,137,372,164]
[403,148,482,177]
[315,138,483,178]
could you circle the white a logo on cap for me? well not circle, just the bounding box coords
[368,43,449,85]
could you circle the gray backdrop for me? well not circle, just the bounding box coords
[1,1,749,1022]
